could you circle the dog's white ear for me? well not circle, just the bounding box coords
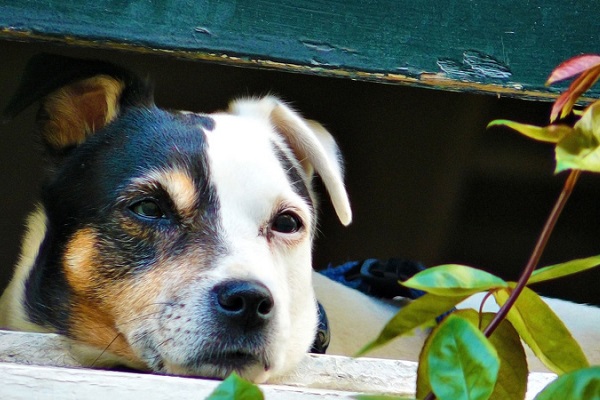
[229,97,352,226]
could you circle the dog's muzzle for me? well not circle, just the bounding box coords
[212,280,275,331]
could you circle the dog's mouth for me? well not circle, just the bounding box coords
[205,349,266,369]
[160,347,271,381]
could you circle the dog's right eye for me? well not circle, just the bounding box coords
[271,211,302,234]
[130,199,166,219]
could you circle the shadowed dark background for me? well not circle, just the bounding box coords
[1,40,599,305]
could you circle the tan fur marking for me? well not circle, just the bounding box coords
[42,76,124,149]
[130,169,198,222]
[112,251,205,317]
[118,216,153,240]
[159,171,197,219]
[63,228,98,294]
[70,300,141,363]
[64,227,211,368]
[63,228,142,363]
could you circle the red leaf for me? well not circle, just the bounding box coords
[550,65,600,122]
[546,54,600,85]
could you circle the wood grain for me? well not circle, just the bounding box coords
[0,1,598,100]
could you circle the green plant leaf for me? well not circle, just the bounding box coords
[478,312,528,400]
[487,119,572,143]
[534,366,600,400]
[402,264,507,296]
[206,373,264,400]
[529,255,600,284]
[494,287,589,374]
[490,101,600,173]
[415,316,436,399]
[426,315,499,400]
[417,310,527,400]
[355,293,467,357]
[555,101,600,173]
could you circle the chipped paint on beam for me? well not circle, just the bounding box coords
[0,28,595,105]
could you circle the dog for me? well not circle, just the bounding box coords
[1,54,598,383]
[0,53,354,383]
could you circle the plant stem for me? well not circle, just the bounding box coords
[482,168,580,337]
[423,169,581,400]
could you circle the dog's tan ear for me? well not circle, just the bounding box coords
[39,76,125,150]
[3,53,152,152]
[229,96,352,226]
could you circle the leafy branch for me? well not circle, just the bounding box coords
[481,168,580,340]
[359,54,600,400]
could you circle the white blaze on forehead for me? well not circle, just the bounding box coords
[202,113,319,378]
[204,114,311,229]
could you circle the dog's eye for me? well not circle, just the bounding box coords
[130,200,166,219]
[271,212,302,234]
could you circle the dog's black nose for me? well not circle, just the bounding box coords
[213,280,274,330]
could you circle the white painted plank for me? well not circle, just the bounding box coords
[0,329,556,399]
[0,330,81,367]
[0,362,369,400]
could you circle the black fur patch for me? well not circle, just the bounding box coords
[23,226,72,332]
[24,107,226,333]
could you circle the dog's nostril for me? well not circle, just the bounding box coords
[219,293,245,313]
[257,296,274,316]
[213,280,275,327]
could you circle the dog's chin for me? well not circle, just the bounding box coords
[162,351,272,383]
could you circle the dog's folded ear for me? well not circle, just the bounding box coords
[229,96,352,226]
[3,53,153,152]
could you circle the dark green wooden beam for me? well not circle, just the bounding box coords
[1,0,598,100]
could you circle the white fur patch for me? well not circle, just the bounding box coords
[315,275,600,372]
[203,113,318,378]
[229,97,352,226]
[0,206,49,332]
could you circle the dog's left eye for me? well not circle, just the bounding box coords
[271,212,302,234]
[130,199,166,219]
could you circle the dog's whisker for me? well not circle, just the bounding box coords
[156,337,174,349]
[119,310,162,326]
[117,300,185,326]
[91,332,123,368]
[129,329,155,346]
[313,224,325,239]
[128,332,149,346]
[289,177,306,187]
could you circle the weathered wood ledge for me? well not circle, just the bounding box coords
[1,1,599,101]
[0,329,556,399]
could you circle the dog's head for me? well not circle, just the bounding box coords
[0,54,351,382]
